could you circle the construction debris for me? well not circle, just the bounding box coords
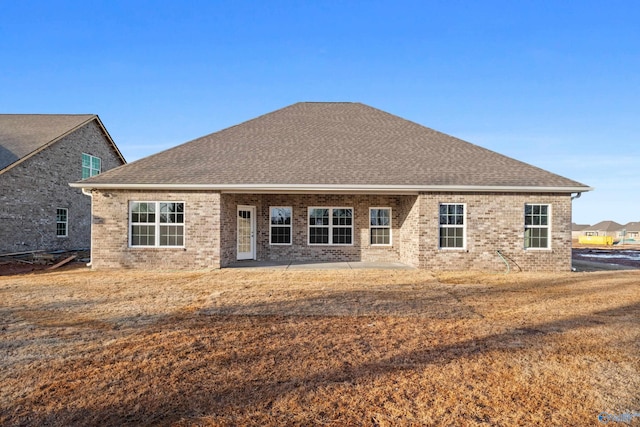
[0,249,89,275]
[47,255,77,271]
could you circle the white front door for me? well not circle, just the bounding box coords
[237,205,256,260]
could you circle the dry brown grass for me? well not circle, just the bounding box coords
[1,267,639,426]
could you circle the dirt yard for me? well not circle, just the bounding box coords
[1,267,639,426]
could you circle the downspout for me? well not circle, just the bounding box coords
[570,192,582,270]
[81,188,93,267]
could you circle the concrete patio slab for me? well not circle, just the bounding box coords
[227,260,416,270]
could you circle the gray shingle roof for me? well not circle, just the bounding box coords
[0,114,96,171]
[76,102,591,192]
[584,221,623,232]
[622,222,640,232]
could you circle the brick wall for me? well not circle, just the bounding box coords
[90,190,220,269]
[417,192,573,272]
[220,194,414,266]
[0,120,123,253]
[89,190,573,272]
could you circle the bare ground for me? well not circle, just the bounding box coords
[1,268,639,426]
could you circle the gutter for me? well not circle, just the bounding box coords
[69,182,594,194]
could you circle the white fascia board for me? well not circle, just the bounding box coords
[69,182,594,194]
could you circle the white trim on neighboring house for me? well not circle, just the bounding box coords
[56,208,68,238]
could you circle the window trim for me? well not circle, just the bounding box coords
[129,201,186,248]
[56,208,68,238]
[369,207,392,246]
[307,207,354,246]
[524,203,551,250]
[82,153,101,179]
[269,206,293,246]
[438,203,467,250]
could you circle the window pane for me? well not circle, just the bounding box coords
[132,225,155,246]
[132,202,156,223]
[370,208,390,226]
[309,227,329,244]
[91,156,101,171]
[271,227,291,244]
[371,228,390,245]
[271,207,291,225]
[525,227,548,248]
[332,227,352,244]
[309,209,329,226]
[160,225,183,246]
[160,203,184,224]
[439,226,464,248]
[332,208,353,226]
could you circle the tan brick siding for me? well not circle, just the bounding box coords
[220,194,413,267]
[90,191,220,269]
[418,192,573,272]
[89,190,573,272]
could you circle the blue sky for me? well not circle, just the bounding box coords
[1,1,639,225]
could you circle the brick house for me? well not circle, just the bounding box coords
[0,115,125,254]
[581,221,623,239]
[72,103,591,271]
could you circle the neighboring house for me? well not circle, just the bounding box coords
[571,223,590,240]
[0,114,125,254]
[581,221,623,239]
[72,102,591,272]
[618,222,640,242]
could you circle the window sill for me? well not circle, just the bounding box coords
[128,246,186,249]
[308,244,354,247]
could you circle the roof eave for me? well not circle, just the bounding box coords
[69,182,594,194]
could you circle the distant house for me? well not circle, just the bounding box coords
[0,115,125,254]
[72,102,591,272]
[619,222,640,242]
[581,221,623,239]
[571,223,590,240]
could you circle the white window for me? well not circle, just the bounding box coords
[370,207,391,245]
[56,208,68,237]
[524,204,550,249]
[130,202,185,247]
[308,207,353,245]
[439,203,465,249]
[82,153,101,179]
[270,206,292,245]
